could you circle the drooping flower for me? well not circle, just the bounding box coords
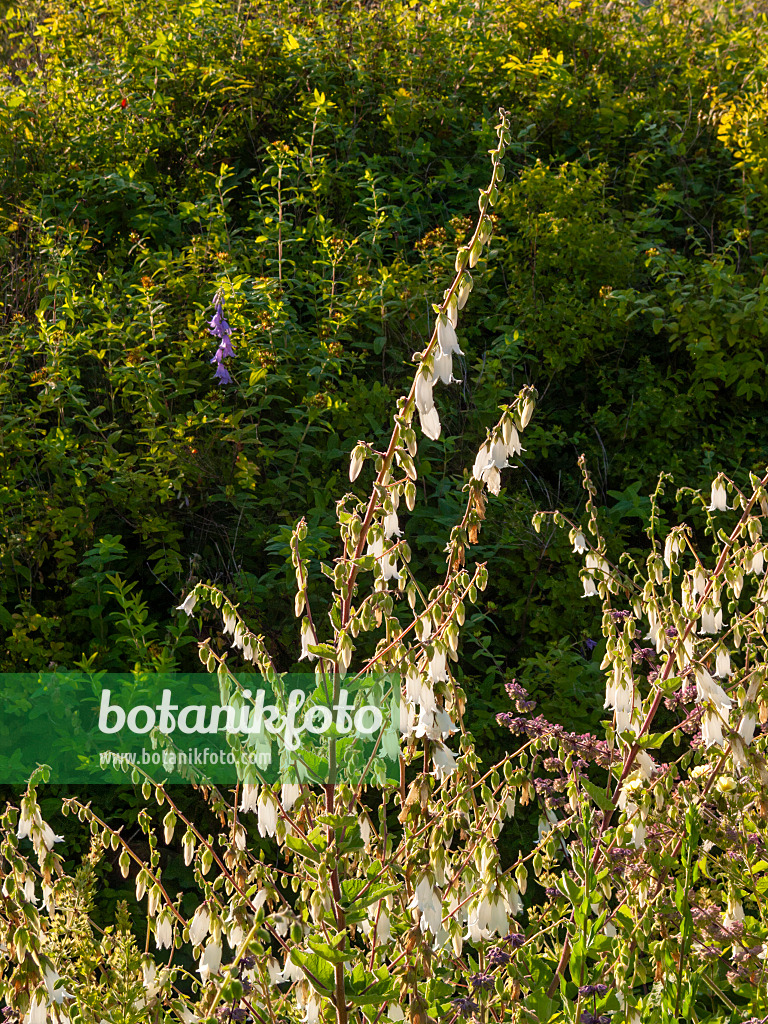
[428,648,449,683]
[573,531,587,554]
[695,668,732,712]
[471,438,510,495]
[701,708,725,748]
[299,618,317,661]
[723,896,745,929]
[257,789,279,838]
[208,302,232,340]
[281,783,301,811]
[24,991,47,1024]
[212,359,233,385]
[664,532,683,569]
[456,272,473,309]
[503,420,523,456]
[279,954,304,984]
[382,550,401,584]
[177,591,198,616]
[189,904,211,946]
[383,510,401,538]
[432,350,455,385]
[746,549,765,575]
[41,823,64,851]
[409,876,443,934]
[240,784,259,813]
[699,605,723,634]
[436,315,463,356]
[155,911,174,950]
[713,646,731,678]
[582,575,598,598]
[415,369,441,440]
[472,442,490,480]
[738,714,757,744]
[43,967,72,1005]
[488,439,509,472]
[16,802,39,841]
[432,742,457,780]
[198,940,222,982]
[708,479,729,512]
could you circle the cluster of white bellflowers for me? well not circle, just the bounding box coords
[566,470,768,850]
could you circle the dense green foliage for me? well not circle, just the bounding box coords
[2,0,768,722]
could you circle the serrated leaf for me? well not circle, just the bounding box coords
[288,949,334,995]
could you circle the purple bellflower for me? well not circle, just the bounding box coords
[208,298,235,384]
[208,302,232,341]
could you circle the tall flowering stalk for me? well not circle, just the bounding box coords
[5,106,768,1024]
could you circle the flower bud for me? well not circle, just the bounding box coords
[119,849,130,879]
[405,480,416,511]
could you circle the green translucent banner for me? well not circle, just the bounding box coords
[0,672,401,786]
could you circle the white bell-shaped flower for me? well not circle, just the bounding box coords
[155,911,173,950]
[723,896,744,929]
[472,442,490,480]
[713,646,731,678]
[432,350,455,385]
[582,574,598,598]
[188,904,210,946]
[695,668,732,712]
[298,618,317,661]
[383,510,401,538]
[281,783,301,811]
[699,606,723,635]
[408,876,443,935]
[708,479,729,511]
[436,315,463,356]
[197,940,222,982]
[701,709,725,748]
[240,784,259,813]
[24,992,47,1024]
[738,714,757,745]
[431,742,457,780]
[257,789,279,838]
[415,369,441,440]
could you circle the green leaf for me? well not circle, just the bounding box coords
[284,833,323,863]
[581,778,614,813]
[307,933,351,964]
[288,949,334,995]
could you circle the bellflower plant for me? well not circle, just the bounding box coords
[209,295,235,384]
[5,107,768,1024]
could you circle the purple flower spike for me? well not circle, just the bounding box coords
[208,302,232,339]
[208,296,235,384]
